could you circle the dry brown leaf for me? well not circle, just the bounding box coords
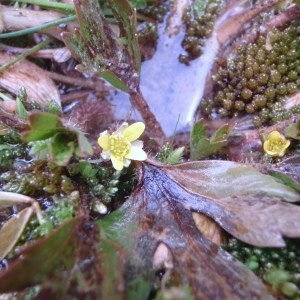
[0,52,61,108]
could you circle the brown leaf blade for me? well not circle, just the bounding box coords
[0,216,82,293]
[100,162,274,299]
[0,206,33,261]
[161,161,300,247]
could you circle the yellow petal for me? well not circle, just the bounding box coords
[268,131,282,141]
[263,140,271,153]
[111,154,124,170]
[115,122,128,134]
[126,146,147,161]
[98,132,110,151]
[284,140,291,149]
[123,122,145,142]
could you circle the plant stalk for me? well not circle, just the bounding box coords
[130,88,166,144]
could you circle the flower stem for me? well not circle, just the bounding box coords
[130,88,166,144]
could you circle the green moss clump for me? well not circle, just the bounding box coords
[0,128,29,171]
[137,1,169,23]
[180,0,221,64]
[67,161,122,204]
[201,21,300,125]
[0,162,70,196]
[224,238,300,299]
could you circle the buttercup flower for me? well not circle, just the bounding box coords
[263,131,290,157]
[98,122,147,170]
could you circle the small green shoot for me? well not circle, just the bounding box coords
[15,88,28,119]
[158,143,184,164]
[190,119,232,159]
[22,111,93,166]
[285,118,300,140]
[0,15,76,39]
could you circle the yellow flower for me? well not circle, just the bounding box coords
[98,122,147,170]
[263,131,290,157]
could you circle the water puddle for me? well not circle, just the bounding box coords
[111,17,219,136]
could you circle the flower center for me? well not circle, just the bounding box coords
[110,134,131,160]
[268,139,287,152]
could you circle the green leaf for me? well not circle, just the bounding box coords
[190,119,232,159]
[0,207,34,260]
[68,161,97,179]
[76,131,94,157]
[22,111,64,142]
[269,170,300,192]
[163,146,185,164]
[284,119,300,140]
[264,269,290,292]
[15,88,28,119]
[50,133,75,166]
[28,140,50,160]
[102,71,130,92]
[210,124,232,144]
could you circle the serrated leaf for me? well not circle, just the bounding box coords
[0,206,34,260]
[190,120,231,159]
[22,111,64,142]
[100,160,277,299]
[161,160,300,246]
[164,146,184,164]
[210,124,232,143]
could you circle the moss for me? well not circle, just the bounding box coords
[138,0,169,23]
[201,21,300,125]
[0,128,29,171]
[67,161,121,204]
[224,238,300,298]
[179,0,222,64]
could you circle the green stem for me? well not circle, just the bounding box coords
[16,0,75,13]
[0,15,76,39]
[0,39,51,72]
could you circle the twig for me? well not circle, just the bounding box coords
[44,71,108,92]
[130,88,166,144]
[0,39,51,72]
[16,0,75,13]
[0,14,76,39]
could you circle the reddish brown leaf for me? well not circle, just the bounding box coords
[101,160,295,299]
[162,160,300,247]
